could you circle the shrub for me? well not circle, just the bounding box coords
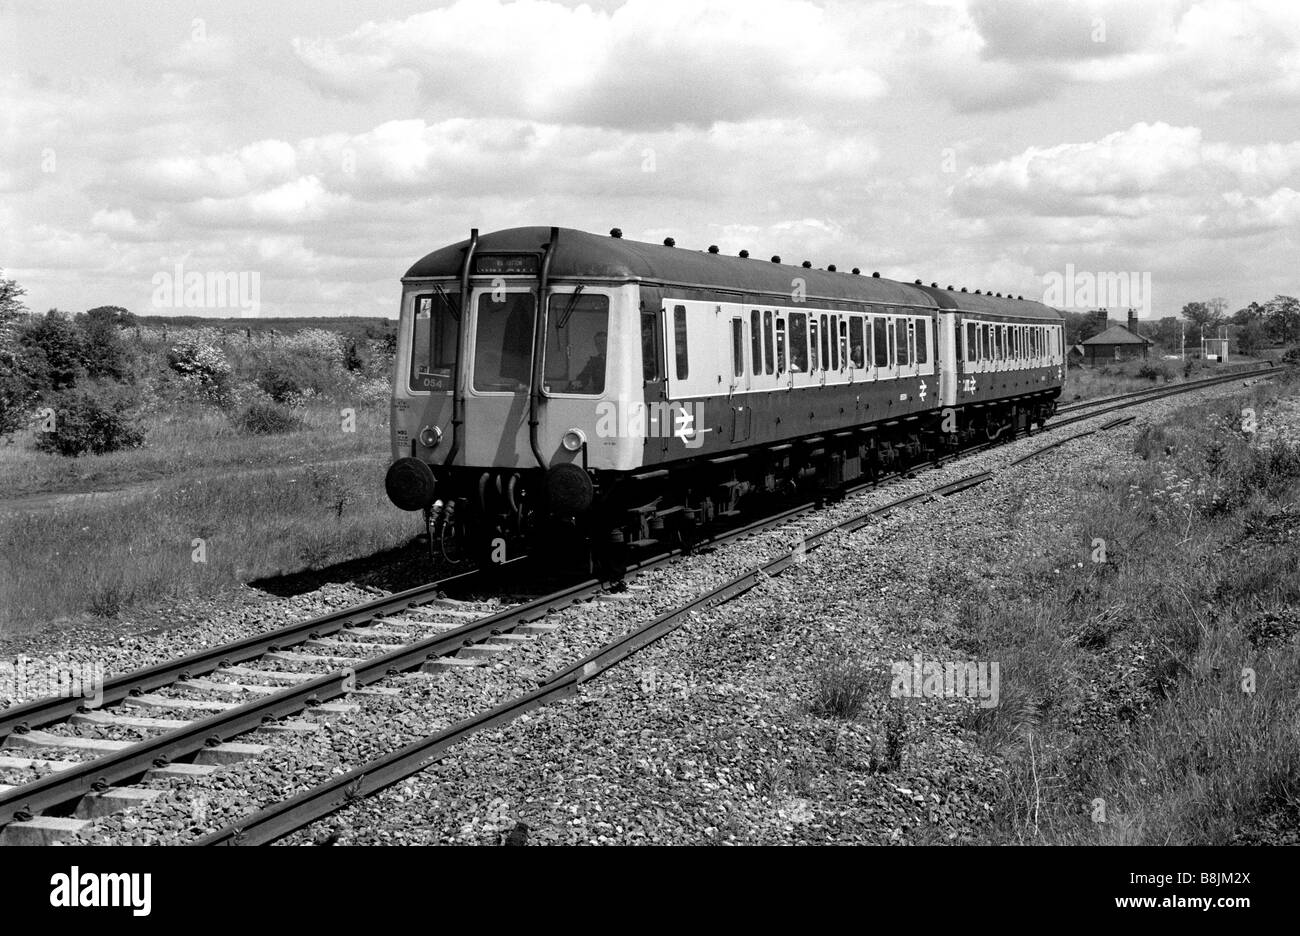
[34,390,145,457]
[167,335,232,403]
[0,328,46,436]
[1136,361,1170,381]
[1283,346,1300,365]
[20,309,82,390]
[234,400,302,435]
[256,366,301,403]
[77,315,130,381]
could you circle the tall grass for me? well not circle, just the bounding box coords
[0,455,422,633]
[961,373,1300,843]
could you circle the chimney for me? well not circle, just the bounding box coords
[1127,308,1138,335]
[1094,308,1108,330]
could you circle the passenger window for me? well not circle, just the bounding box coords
[916,318,928,364]
[966,322,977,361]
[731,318,744,379]
[895,317,908,366]
[820,314,830,371]
[809,317,819,371]
[829,315,839,371]
[641,312,659,382]
[873,317,889,368]
[789,313,808,372]
[983,324,992,360]
[775,318,787,374]
[750,310,763,376]
[849,316,865,368]
[673,305,689,379]
[763,310,775,375]
[838,318,848,370]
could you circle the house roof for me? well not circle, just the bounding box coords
[1082,324,1152,345]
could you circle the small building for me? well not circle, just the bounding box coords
[1081,309,1153,364]
[1068,343,1085,364]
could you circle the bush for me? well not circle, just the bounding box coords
[167,335,232,403]
[1136,361,1171,381]
[20,310,82,390]
[34,390,145,457]
[234,400,302,435]
[255,366,301,403]
[1283,346,1300,365]
[77,316,130,381]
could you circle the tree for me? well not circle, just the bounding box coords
[1181,301,1222,343]
[0,271,29,321]
[1232,301,1266,326]
[1265,295,1300,345]
[1235,320,1268,356]
[77,314,129,380]
[1152,316,1183,352]
[82,305,136,327]
[20,309,82,390]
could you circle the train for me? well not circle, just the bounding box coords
[385,226,1065,570]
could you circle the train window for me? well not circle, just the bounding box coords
[916,318,928,364]
[895,317,908,366]
[732,318,745,379]
[873,317,889,368]
[763,310,775,375]
[775,318,787,374]
[410,292,459,392]
[473,292,534,392]
[849,316,865,368]
[750,310,763,376]
[820,314,830,371]
[789,313,808,372]
[983,324,993,360]
[808,316,819,371]
[545,292,611,395]
[838,318,848,370]
[829,315,839,371]
[965,321,977,361]
[641,313,659,382]
[673,305,689,379]
[995,326,1003,360]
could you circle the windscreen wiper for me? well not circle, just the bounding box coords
[556,284,585,330]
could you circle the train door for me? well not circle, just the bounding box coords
[642,307,668,459]
[729,314,752,443]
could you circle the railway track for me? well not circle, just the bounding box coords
[1,361,1283,844]
[196,364,1286,845]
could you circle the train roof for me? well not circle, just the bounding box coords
[405,226,1063,319]
[405,226,933,306]
[914,283,1063,321]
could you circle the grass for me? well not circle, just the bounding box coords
[955,371,1300,844]
[0,453,423,634]
[1063,355,1270,403]
[0,403,388,500]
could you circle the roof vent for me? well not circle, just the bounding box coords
[975,289,981,294]
[802,260,812,269]
[739,249,749,258]
[931,282,938,288]
[872,271,880,278]
[663,237,675,247]
[914,279,922,285]
[707,245,719,254]
[771,255,781,263]
[609,228,623,238]
[946,285,954,290]
[961,287,968,292]
[1018,295,1023,300]
[851,267,861,275]
[827,264,837,272]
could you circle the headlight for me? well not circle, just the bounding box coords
[561,428,586,452]
[419,425,442,448]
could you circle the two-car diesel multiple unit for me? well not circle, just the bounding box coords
[385,226,1064,567]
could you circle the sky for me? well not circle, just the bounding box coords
[2,0,1299,320]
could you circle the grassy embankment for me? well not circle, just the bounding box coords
[964,370,1300,844]
[1063,355,1271,403]
[0,324,420,636]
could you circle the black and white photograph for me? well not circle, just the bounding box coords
[0,0,1294,912]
